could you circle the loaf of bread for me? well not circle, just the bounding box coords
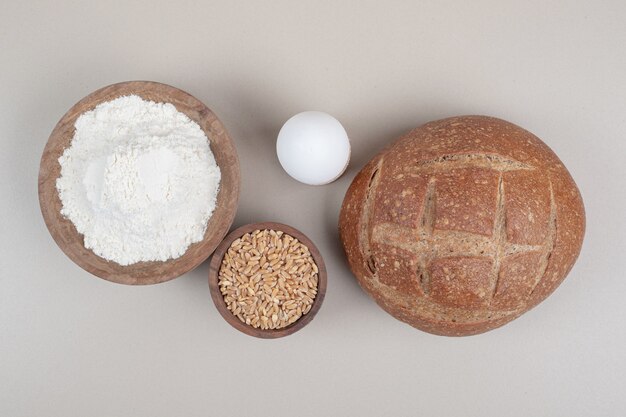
[339,116,585,336]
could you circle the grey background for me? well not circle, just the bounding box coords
[1,1,625,416]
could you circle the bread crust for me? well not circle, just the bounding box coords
[339,116,585,336]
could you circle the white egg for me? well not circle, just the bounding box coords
[276,111,351,185]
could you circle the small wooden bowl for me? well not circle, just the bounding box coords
[208,222,327,339]
[38,81,240,285]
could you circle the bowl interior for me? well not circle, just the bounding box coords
[208,222,327,339]
[38,81,240,285]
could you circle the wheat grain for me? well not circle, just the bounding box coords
[218,229,319,330]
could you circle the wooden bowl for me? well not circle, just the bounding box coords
[38,81,240,285]
[208,222,327,338]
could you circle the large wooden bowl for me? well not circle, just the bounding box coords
[208,222,327,338]
[38,81,240,285]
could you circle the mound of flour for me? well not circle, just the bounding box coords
[56,95,221,266]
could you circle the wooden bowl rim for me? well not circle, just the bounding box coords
[208,222,327,339]
[38,81,240,285]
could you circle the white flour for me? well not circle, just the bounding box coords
[56,95,221,265]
